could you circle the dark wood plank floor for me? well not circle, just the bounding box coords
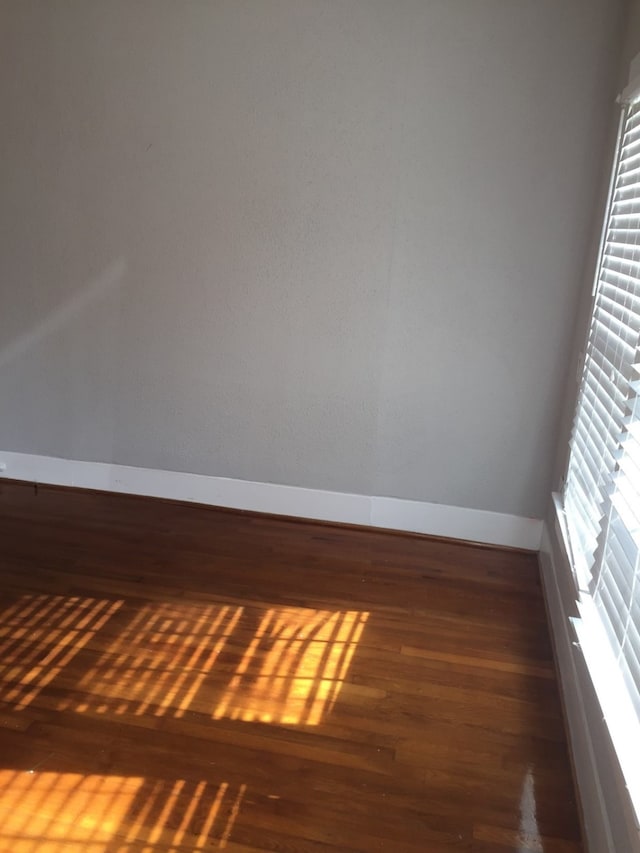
[0,480,581,853]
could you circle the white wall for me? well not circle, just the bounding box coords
[0,0,624,519]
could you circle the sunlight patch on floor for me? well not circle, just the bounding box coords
[62,601,244,718]
[0,595,369,726]
[0,595,123,712]
[0,771,246,852]
[213,607,369,725]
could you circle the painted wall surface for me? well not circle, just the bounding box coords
[0,0,624,518]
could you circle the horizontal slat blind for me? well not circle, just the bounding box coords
[594,362,640,719]
[564,103,626,575]
[564,100,640,732]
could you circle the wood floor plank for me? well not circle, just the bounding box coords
[0,480,582,852]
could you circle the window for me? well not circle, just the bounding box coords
[563,79,640,821]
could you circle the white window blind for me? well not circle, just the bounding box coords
[563,97,640,784]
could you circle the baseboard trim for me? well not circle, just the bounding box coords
[539,506,640,853]
[0,451,543,551]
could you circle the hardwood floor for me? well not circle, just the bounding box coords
[0,480,582,852]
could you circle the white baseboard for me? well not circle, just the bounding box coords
[0,450,543,550]
[539,506,640,853]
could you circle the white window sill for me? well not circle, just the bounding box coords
[552,493,640,831]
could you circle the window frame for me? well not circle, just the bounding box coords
[560,60,640,830]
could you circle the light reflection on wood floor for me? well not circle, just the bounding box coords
[0,593,368,851]
[0,481,584,852]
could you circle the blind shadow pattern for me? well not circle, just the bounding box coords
[0,595,369,726]
[0,595,123,712]
[214,607,369,726]
[0,770,246,853]
[60,602,245,718]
